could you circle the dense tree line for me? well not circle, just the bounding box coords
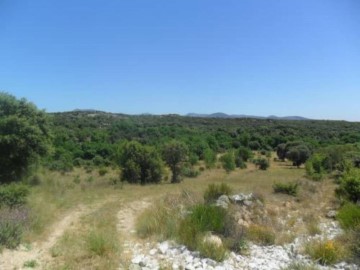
[1,93,360,185]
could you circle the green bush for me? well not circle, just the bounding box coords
[220,151,236,173]
[0,221,23,249]
[189,205,226,234]
[204,183,232,203]
[335,169,360,203]
[337,203,360,230]
[86,230,118,257]
[273,182,299,196]
[98,167,108,176]
[0,207,29,249]
[182,166,200,178]
[254,158,269,170]
[0,184,30,208]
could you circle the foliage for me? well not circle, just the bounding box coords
[23,260,38,268]
[247,224,275,245]
[337,203,360,230]
[236,146,253,162]
[117,141,164,184]
[198,240,227,262]
[181,165,200,178]
[0,183,30,208]
[286,144,311,167]
[86,231,116,256]
[276,143,287,161]
[188,205,227,233]
[273,182,299,196]
[253,158,269,170]
[305,154,326,180]
[204,183,232,203]
[305,239,346,265]
[220,150,236,173]
[203,148,217,169]
[0,207,29,249]
[0,92,51,183]
[163,140,188,183]
[136,201,180,240]
[335,169,360,203]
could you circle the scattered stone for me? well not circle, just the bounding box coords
[149,249,157,256]
[326,210,337,219]
[216,195,230,209]
[158,241,169,254]
[203,234,223,247]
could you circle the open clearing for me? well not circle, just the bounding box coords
[0,160,342,269]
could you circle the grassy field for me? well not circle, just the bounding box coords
[1,157,341,269]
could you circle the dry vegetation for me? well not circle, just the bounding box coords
[0,157,352,269]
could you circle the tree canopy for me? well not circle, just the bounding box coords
[0,92,51,183]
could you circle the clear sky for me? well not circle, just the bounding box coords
[1,1,359,121]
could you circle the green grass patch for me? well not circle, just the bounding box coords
[337,203,360,230]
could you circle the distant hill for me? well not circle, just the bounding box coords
[186,113,309,121]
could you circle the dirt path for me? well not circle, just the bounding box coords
[0,202,104,270]
[117,199,151,236]
[117,199,151,269]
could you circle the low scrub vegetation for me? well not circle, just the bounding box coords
[0,183,30,208]
[337,203,360,230]
[247,224,275,245]
[273,182,299,196]
[203,183,232,203]
[305,239,347,265]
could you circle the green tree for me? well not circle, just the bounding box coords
[335,169,360,203]
[163,140,188,183]
[203,148,217,169]
[254,158,270,170]
[286,144,311,167]
[276,143,287,161]
[220,150,236,173]
[0,92,51,183]
[117,141,163,184]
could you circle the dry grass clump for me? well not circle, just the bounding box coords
[136,190,201,240]
[246,224,275,246]
[305,239,349,265]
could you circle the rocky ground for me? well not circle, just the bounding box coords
[124,193,359,270]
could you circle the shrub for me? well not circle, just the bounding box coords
[305,154,326,181]
[247,224,275,245]
[178,218,202,250]
[273,182,299,196]
[198,240,227,262]
[98,167,108,176]
[182,166,200,178]
[0,207,29,249]
[305,239,346,265]
[220,151,236,173]
[26,174,42,186]
[189,205,226,233]
[86,231,117,256]
[23,260,38,268]
[136,202,180,240]
[204,183,232,203]
[281,262,320,270]
[335,169,360,203]
[337,203,360,230]
[0,183,30,208]
[254,158,269,170]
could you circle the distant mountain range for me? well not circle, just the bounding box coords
[66,109,309,121]
[186,113,309,121]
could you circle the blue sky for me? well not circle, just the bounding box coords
[1,1,359,120]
